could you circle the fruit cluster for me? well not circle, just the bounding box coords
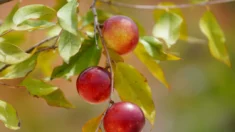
[76,15,145,132]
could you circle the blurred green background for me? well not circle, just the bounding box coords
[1,0,235,131]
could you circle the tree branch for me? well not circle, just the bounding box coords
[0,81,23,89]
[90,0,114,131]
[99,0,235,10]
[0,35,59,72]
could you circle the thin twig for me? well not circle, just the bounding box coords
[0,29,13,37]
[26,35,58,53]
[0,0,13,5]
[99,0,235,10]
[0,35,59,72]
[0,81,24,89]
[91,0,114,131]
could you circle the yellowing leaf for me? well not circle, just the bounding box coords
[21,78,74,108]
[57,0,78,35]
[0,54,38,79]
[134,43,169,88]
[114,62,156,125]
[152,11,183,47]
[82,114,102,132]
[58,30,82,63]
[0,100,20,130]
[199,11,230,66]
[0,42,31,64]
[13,4,56,25]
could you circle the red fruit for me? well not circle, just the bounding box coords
[104,102,145,132]
[102,15,139,55]
[76,67,111,104]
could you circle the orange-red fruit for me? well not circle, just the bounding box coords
[76,67,111,104]
[102,15,139,55]
[104,102,145,132]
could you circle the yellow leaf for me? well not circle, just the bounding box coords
[82,114,102,132]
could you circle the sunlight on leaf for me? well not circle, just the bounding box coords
[114,62,156,125]
[0,100,20,130]
[57,0,78,35]
[82,114,102,132]
[134,42,169,88]
[21,78,74,108]
[140,36,180,61]
[199,11,230,66]
[58,30,82,63]
[13,4,56,25]
[0,42,31,64]
[0,54,38,79]
[153,11,183,48]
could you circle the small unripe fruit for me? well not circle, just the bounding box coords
[104,102,145,132]
[76,67,111,104]
[102,15,139,55]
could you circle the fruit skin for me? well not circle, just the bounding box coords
[104,102,145,132]
[102,15,139,55]
[76,66,111,104]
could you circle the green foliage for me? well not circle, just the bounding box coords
[0,0,233,131]
[21,78,74,108]
[114,62,156,125]
[0,100,20,130]
[153,11,183,47]
[82,114,102,132]
[13,4,56,30]
[58,30,82,63]
[57,0,78,35]
[0,54,38,79]
[51,38,101,80]
[0,42,31,64]
[199,11,230,66]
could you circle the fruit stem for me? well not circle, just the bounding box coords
[90,0,115,131]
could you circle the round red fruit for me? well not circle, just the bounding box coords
[104,102,145,132]
[76,67,111,104]
[102,15,139,55]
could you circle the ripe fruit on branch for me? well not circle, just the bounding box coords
[104,102,145,132]
[102,15,139,55]
[76,66,111,104]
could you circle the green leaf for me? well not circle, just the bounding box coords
[140,36,180,61]
[0,100,20,130]
[57,0,78,35]
[0,54,38,79]
[0,42,31,64]
[199,11,230,66]
[82,114,102,132]
[58,30,82,63]
[0,3,19,35]
[52,38,101,80]
[81,9,112,27]
[13,20,55,31]
[114,62,156,125]
[13,4,56,25]
[134,42,169,88]
[153,2,187,40]
[152,11,183,47]
[43,89,74,108]
[21,78,74,108]
[54,0,67,11]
